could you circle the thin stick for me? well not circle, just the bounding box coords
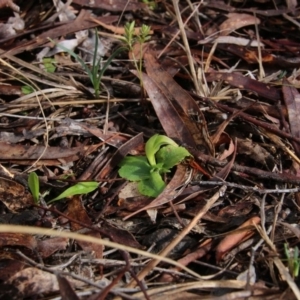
[0,225,202,280]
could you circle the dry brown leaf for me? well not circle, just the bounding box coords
[144,52,214,155]
[137,70,196,147]
[57,275,80,300]
[0,177,34,211]
[36,237,69,259]
[282,78,300,157]
[67,195,103,259]
[6,267,59,297]
[0,232,36,249]
[237,138,273,166]
[219,13,260,36]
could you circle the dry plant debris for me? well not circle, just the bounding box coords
[0,0,300,299]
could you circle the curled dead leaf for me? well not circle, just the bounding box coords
[216,216,260,262]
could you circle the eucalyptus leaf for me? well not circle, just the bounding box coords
[48,181,99,203]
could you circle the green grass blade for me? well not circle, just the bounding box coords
[28,172,40,204]
[48,181,99,204]
[48,38,93,79]
[98,47,125,79]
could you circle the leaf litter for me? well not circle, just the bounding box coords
[0,0,300,299]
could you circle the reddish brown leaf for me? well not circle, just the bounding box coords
[216,216,260,261]
[0,233,36,249]
[0,84,22,95]
[0,258,25,281]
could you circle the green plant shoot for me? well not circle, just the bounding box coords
[43,57,56,73]
[49,31,124,98]
[118,134,191,197]
[28,172,40,204]
[121,21,151,87]
[284,243,300,278]
[48,181,99,204]
[145,134,179,166]
[141,0,156,10]
[22,85,35,95]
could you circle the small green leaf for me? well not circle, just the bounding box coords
[28,172,40,204]
[43,57,56,73]
[118,135,191,197]
[22,85,35,94]
[156,145,191,170]
[118,156,152,181]
[138,171,166,197]
[48,181,99,203]
[138,24,151,43]
[145,134,179,166]
[124,21,135,47]
[294,260,299,278]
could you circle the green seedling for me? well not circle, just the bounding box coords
[49,30,124,98]
[141,0,156,9]
[118,134,191,197]
[284,243,300,279]
[22,85,35,95]
[43,57,56,73]
[121,21,151,87]
[28,172,40,204]
[48,181,99,204]
[28,171,99,204]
